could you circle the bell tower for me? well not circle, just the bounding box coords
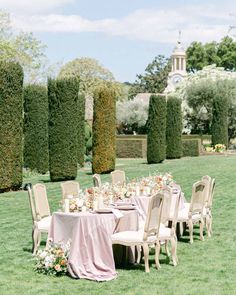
[164,31,187,93]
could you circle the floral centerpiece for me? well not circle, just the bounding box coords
[35,240,70,275]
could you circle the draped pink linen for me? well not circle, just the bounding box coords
[48,210,138,281]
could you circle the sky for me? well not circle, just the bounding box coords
[1,0,236,82]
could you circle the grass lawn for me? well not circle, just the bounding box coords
[1,155,236,295]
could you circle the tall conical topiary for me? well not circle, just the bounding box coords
[211,92,228,148]
[92,84,116,174]
[77,93,85,166]
[48,77,79,181]
[24,85,49,173]
[0,62,24,192]
[147,94,167,164]
[166,96,183,159]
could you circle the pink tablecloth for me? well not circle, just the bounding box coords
[48,210,138,281]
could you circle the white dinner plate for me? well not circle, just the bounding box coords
[95,208,113,213]
[114,204,136,210]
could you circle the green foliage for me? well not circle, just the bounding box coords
[84,122,92,162]
[166,96,182,159]
[182,139,200,157]
[24,85,49,174]
[77,93,85,166]
[186,36,236,72]
[58,57,115,95]
[0,61,24,191]
[211,90,229,148]
[184,79,216,134]
[48,78,79,181]
[147,95,167,164]
[128,55,171,99]
[0,10,48,83]
[92,84,116,174]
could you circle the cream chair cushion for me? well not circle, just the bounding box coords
[111,230,157,244]
[37,216,52,231]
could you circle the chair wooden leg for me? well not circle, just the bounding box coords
[136,245,142,263]
[143,243,150,273]
[188,220,193,244]
[200,218,204,241]
[165,241,170,257]
[206,214,211,237]
[209,214,213,236]
[155,241,161,269]
[32,227,40,255]
[170,237,178,266]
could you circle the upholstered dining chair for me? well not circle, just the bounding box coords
[156,186,181,267]
[27,183,51,254]
[93,174,102,187]
[111,192,163,273]
[111,170,126,186]
[177,180,206,243]
[61,181,80,199]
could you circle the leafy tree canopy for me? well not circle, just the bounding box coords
[128,55,171,98]
[186,36,236,72]
[58,57,125,98]
[0,10,49,83]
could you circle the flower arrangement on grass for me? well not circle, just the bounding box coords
[35,240,70,276]
[214,144,226,153]
[205,144,226,153]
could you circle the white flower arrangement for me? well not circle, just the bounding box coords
[35,240,70,276]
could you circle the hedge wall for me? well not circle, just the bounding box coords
[0,62,24,192]
[48,78,79,181]
[24,85,49,174]
[166,96,182,159]
[211,94,228,148]
[92,84,116,174]
[147,94,167,164]
[182,139,200,157]
[77,93,85,166]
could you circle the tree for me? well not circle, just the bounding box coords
[116,96,149,134]
[24,85,49,173]
[186,37,236,72]
[0,62,24,192]
[58,57,116,96]
[92,84,116,174]
[128,55,171,99]
[77,93,86,166]
[211,91,229,148]
[147,95,167,164]
[175,65,236,139]
[48,78,79,181]
[0,10,48,83]
[166,96,182,159]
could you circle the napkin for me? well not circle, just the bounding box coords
[111,208,124,219]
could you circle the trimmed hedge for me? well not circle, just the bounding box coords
[182,139,200,157]
[77,93,85,166]
[24,85,49,174]
[92,84,116,174]
[48,78,79,181]
[147,95,167,164]
[211,94,228,148]
[0,62,24,192]
[166,96,182,159]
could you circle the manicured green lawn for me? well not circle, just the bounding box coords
[1,156,236,295]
